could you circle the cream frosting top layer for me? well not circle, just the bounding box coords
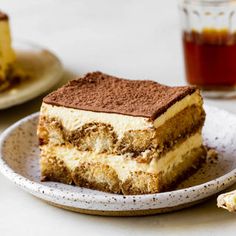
[41,91,202,139]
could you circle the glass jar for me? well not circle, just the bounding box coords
[179,0,236,98]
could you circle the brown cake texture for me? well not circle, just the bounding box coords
[38,72,206,195]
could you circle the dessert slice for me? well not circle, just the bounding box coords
[38,72,206,195]
[0,10,16,91]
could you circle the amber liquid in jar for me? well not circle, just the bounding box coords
[183,29,236,88]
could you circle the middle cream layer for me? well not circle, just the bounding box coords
[42,132,203,181]
[41,91,202,139]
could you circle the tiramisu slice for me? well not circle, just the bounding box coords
[0,10,16,91]
[38,72,206,195]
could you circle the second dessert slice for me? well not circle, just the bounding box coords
[0,11,16,91]
[38,72,206,194]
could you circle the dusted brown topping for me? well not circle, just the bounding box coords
[0,11,8,20]
[43,72,197,119]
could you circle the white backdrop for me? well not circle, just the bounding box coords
[1,0,184,85]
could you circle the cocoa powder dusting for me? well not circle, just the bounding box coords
[43,72,196,120]
[0,11,8,20]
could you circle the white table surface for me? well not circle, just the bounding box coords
[1,1,236,235]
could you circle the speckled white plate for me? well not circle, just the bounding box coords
[0,40,63,109]
[1,105,236,216]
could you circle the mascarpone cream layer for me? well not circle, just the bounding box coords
[41,91,202,139]
[46,132,202,181]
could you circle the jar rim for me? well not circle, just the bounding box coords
[181,0,236,6]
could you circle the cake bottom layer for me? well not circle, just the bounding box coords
[40,139,206,195]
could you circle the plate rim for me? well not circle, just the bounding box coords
[1,106,236,209]
[0,39,63,110]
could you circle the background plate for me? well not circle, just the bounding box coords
[0,40,63,109]
[0,105,236,216]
